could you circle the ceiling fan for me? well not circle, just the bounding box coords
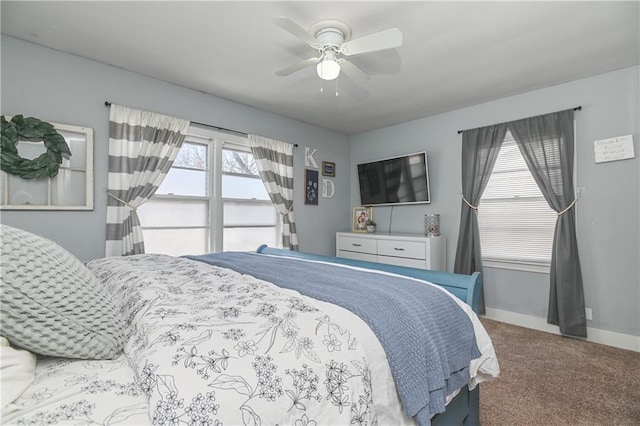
[274,17,403,83]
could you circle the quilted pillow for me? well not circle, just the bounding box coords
[0,225,123,359]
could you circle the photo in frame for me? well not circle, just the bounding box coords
[322,161,336,177]
[304,169,319,205]
[352,206,373,232]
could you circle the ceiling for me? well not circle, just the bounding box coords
[2,1,639,135]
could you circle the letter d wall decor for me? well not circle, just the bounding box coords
[322,179,335,198]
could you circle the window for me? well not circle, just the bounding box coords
[1,120,94,210]
[477,131,557,272]
[221,147,279,252]
[138,127,279,256]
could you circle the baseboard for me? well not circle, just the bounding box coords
[483,308,640,353]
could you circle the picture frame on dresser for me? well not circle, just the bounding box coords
[352,206,373,233]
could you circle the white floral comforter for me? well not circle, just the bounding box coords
[5,354,149,425]
[92,254,415,425]
[7,254,498,425]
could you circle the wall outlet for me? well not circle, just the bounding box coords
[585,307,593,321]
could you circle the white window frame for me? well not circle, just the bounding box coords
[218,139,281,252]
[1,119,94,210]
[140,125,279,254]
[139,136,211,254]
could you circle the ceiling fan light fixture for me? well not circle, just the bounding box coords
[316,51,340,80]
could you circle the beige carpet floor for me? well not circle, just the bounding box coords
[479,318,640,426]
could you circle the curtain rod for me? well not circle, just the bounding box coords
[456,106,582,134]
[104,101,298,147]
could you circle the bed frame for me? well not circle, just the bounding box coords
[255,245,481,426]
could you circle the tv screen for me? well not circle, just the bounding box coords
[357,152,431,206]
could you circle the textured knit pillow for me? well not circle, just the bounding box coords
[0,225,124,359]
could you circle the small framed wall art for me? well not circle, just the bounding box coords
[322,161,336,177]
[304,169,319,205]
[352,206,373,233]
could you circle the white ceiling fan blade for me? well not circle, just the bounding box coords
[273,16,322,49]
[276,57,321,76]
[338,59,370,84]
[341,28,403,56]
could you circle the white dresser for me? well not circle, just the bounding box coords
[335,232,446,271]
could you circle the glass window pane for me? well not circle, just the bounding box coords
[142,228,210,256]
[156,168,207,196]
[223,227,277,252]
[173,142,207,170]
[51,170,86,205]
[223,201,277,226]
[222,175,269,200]
[139,198,209,227]
[58,130,87,169]
[222,149,258,175]
[7,174,48,205]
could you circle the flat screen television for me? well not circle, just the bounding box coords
[357,152,431,206]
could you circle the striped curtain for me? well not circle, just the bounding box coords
[249,135,299,251]
[105,104,190,257]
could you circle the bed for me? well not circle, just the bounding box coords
[0,224,499,426]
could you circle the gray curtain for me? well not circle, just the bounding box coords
[105,104,190,256]
[509,109,586,337]
[248,134,299,251]
[454,124,507,313]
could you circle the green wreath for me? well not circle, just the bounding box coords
[1,115,71,179]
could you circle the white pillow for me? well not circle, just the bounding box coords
[1,336,36,416]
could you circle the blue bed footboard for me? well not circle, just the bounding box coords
[256,245,483,314]
[254,245,482,426]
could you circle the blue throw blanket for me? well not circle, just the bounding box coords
[187,252,481,424]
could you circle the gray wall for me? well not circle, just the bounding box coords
[1,36,351,260]
[3,35,638,339]
[350,66,639,337]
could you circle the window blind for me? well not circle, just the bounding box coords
[478,133,557,264]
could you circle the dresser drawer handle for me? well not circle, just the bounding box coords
[394,247,405,251]
[352,243,362,247]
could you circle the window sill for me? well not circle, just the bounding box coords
[483,259,550,274]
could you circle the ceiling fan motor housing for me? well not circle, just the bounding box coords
[315,28,345,50]
[310,20,352,53]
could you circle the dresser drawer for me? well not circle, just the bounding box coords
[338,235,377,255]
[378,255,427,269]
[338,250,377,263]
[378,239,426,260]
